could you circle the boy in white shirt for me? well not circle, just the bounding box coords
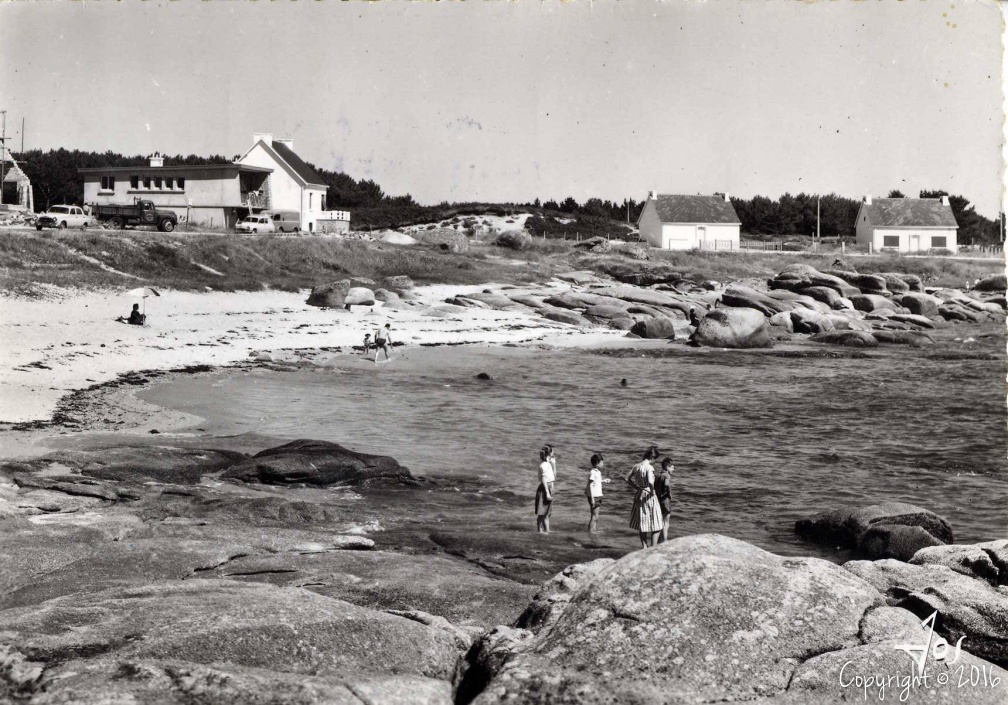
[585,452,611,533]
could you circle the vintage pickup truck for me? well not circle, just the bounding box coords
[93,199,178,232]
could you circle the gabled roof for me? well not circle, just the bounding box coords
[648,194,741,225]
[79,164,272,175]
[861,198,958,228]
[266,140,327,189]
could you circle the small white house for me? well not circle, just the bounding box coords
[637,192,741,251]
[855,195,958,254]
[237,134,329,233]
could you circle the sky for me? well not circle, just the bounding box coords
[0,0,1003,216]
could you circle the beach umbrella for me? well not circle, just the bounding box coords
[126,286,160,317]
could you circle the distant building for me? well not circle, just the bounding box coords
[637,192,741,251]
[81,155,273,229]
[237,134,329,233]
[855,195,958,254]
[81,134,350,232]
[1,155,34,212]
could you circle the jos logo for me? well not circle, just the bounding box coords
[893,611,964,674]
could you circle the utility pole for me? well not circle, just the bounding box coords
[816,194,820,252]
[0,110,6,206]
[21,117,24,153]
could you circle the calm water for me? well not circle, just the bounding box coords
[141,341,1008,561]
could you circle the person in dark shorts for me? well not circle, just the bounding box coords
[654,457,675,543]
[362,333,373,355]
[584,452,611,533]
[373,323,393,362]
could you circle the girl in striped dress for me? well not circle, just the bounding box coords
[625,446,664,548]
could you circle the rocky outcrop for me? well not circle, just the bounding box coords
[795,502,953,554]
[829,270,890,296]
[0,579,467,703]
[344,286,376,306]
[809,330,878,347]
[899,292,941,317]
[720,284,790,316]
[789,308,835,334]
[416,228,469,253]
[973,273,1007,294]
[691,307,773,348]
[630,315,675,339]
[849,293,898,313]
[855,524,945,561]
[221,439,417,487]
[466,535,886,704]
[307,280,370,308]
[845,558,1008,668]
[910,540,1008,586]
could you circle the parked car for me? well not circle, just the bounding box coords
[36,205,91,230]
[236,215,275,234]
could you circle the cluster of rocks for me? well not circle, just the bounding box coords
[458,532,1008,704]
[305,265,1004,352]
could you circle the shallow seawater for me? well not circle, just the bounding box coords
[140,338,1008,569]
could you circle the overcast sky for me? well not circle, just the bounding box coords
[0,1,1002,216]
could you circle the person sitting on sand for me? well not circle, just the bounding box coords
[584,452,611,533]
[373,323,393,362]
[535,444,556,534]
[116,303,146,326]
[654,457,675,543]
[362,333,373,355]
[625,445,665,549]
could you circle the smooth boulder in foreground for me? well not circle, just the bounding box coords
[469,534,883,704]
[690,306,773,348]
[222,439,417,487]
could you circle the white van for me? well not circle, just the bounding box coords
[268,210,301,233]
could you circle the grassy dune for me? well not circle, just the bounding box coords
[0,228,1001,297]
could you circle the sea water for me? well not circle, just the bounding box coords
[140,341,1007,561]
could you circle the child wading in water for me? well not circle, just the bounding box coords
[654,457,675,543]
[584,453,611,533]
[534,445,556,533]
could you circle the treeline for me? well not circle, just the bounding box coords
[11,149,1003,244]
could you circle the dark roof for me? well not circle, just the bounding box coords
[862,198,958,228]
[269,141,327,188]
[650,194,740,225]
[79,164,271,175]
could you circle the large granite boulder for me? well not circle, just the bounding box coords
[828,270,890,296]
[306,279,379,308]
[344,286,376,306]
[630,315,675,339]
[690,307,773,348]
[720,284,790,316]
[541,308,588,326]
[849,293,898,313]
[221,439,417,487]
[385,275,416,292]
[898,293,941,317]
[769,265,860,297]
[845,558,1008,668]
[910,540,1008,586]
[0,579,466,703]
[789,308,835,334]
[877,272,911,294]
[973,273,1007,294]
[469,535,882,704]
[809,330,879,348]
[855,524,945,561]
[416,228,469,254]
[591,285,692,315]
[795,502,953,553]
[801,285,845,309]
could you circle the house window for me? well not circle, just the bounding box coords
[166,177,174,190]
[177,178,185,191]
[932,236,947,248]
[143,176,152,189]
[154,177,163,190]
[883,235,900,248]
[309,193,313,208]
[100,176,115,191]
[130,175,139,189]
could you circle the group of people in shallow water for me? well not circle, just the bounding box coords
[535,444,675,548]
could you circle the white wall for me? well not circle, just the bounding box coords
[638,200,663,247]
[871,227,958,254]
[855,205,872,246]
[238,143,309,229]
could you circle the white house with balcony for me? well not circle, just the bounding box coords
[237,134,329,233]
[637,192,741,250]
[854,195,958,254]
[80,154,272,229]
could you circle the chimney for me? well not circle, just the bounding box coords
[275,138,294,150]
[253,133,273,147]
[864,194,872,205]
[940,195,950,206]
[649,190,658,200]
[723,192,730,202]
[149,152,163,168]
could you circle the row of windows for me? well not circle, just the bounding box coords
[100,175,187,192]
[882,235,947,248]
[130,175,186,191]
